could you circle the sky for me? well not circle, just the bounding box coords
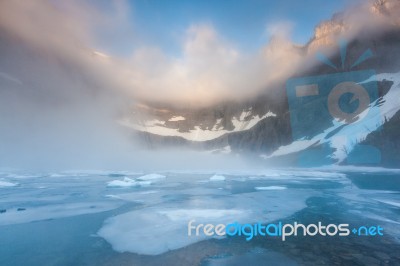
[93,0,359,57]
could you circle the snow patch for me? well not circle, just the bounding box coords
[168,116,185,122]
[232,111,276,131]
[264,140,317,158]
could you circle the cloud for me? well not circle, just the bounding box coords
[265,21,295,40]
[1,0,398,108]
[0,0,308,106]
[126,23,305,105]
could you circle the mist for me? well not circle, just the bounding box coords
[0,26,252,171]
[0,33,249,171]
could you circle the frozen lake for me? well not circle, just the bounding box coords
[0,168,400,265]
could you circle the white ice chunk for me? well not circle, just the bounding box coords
[137,174,166,181]
[209,175,226,181]
[107,177,137,187]
[0,180,18,187]
[105,194,123,200]
[255,186,287,190]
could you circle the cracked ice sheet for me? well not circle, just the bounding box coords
[97,188,317,255]
[0,172,125,225]
[334,185,400,242]
[0,201,123,226]
[103,187,231,207]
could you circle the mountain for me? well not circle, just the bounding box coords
[120,0,400,168]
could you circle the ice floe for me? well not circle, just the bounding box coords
[209,175,226,181]
[107,174,165,188]
[137,174,166,181]
[107,177,138,187]
[98,188,314,255]
[0,202,122,226]
[0,180,18,187]
[255,186,287,190]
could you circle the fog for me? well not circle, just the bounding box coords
[0,0,397,171]
[0,0,281,171]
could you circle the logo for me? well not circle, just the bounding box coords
[286,40,382,166]
[188,220,384,241]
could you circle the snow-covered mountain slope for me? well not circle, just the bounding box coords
[264,72,400,164]
[120,108,276,142]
